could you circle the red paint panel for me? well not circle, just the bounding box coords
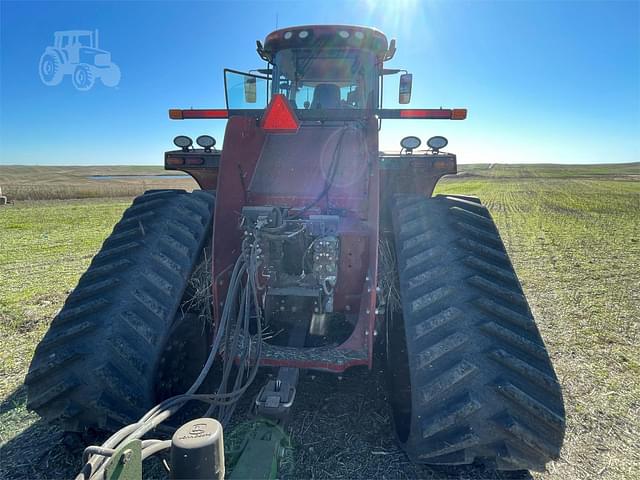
[333,221,368,312]
[211,115,380,372]
[363,117,380,368]
[259,357,368,373]
[248,126,370,216]
[212,117,266,318]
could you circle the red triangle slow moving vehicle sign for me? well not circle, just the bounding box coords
[261,94,299,133]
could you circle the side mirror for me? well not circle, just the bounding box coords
[399,73,412,104]
[244,77,257,103]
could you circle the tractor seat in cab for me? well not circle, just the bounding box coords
[311,84,341,109]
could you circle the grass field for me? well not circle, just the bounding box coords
[0,165,197,200]
[0,163,638,479]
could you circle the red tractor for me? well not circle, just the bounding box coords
[27,25,565,476]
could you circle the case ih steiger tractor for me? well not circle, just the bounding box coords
[27,25,565,478]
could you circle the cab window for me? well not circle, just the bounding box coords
[273,48,377,110]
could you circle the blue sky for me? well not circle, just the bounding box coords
[0,0,638,165]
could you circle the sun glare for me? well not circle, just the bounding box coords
[363,0,430,37]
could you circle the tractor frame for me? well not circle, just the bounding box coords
[166,25,464,374]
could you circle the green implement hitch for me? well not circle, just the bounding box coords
[105,439,142,480]
[227,420,290,480]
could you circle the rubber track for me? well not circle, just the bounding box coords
[25,190,215,431]
[390,194,565,471]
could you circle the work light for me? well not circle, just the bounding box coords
[400,135,421,152]
[196,135,216,152]
[173,135,193,151]
[427,136,448,151]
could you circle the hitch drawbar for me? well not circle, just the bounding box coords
[255,367,299,420]
[170,418,225,480]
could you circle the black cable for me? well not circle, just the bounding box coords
[290,125,352,219]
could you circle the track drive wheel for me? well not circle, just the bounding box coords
[26,190,215,431]
[386,194,565,470]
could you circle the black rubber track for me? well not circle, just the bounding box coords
[388,194,565,471]
[25,190,215,431]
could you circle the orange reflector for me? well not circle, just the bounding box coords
[260,94,299,133]
[168,109,228,120]
[452,109,467,120]
[433,159,451,169]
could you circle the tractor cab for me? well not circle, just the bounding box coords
[225,25,402,114]
[270,45,377,110]
[246,25,386,111]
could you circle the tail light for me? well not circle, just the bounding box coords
[169,109,229,120]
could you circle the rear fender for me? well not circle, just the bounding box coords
[379,152,457,231]
[164,149,221,190]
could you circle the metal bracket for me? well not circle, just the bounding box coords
[255,367,298,420]
[105,439,142,480]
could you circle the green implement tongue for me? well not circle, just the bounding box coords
[105,439,142,480]
[227,421,289,480]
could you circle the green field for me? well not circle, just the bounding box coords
[0,163,639,479]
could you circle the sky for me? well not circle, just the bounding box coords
[0,0,638,165]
